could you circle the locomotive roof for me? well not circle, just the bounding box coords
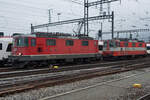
[0,36,12,42]
[32,32,94,40]
[13,32,94,40]
[13,34,36,38]
[108,38,145,43]
[146,43,150,46]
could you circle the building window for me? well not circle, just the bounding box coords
[82,41,89,46]
[46,39,56,46]
[31,39,36,47]
[6,43,12,52]
[66,40,74,46]
[0,43,2,50]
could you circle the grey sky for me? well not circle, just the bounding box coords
[0,0,150,40]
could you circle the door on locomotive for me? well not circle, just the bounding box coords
[98,41,103,54]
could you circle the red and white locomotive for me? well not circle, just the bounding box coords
[8,32,148,67]
[9,32,101,67]
[101,38,147,58]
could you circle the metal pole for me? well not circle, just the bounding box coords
[112,11,114,39]
[48,9,52,23]
[84,0,86,36]
[47,26,49,33]
[57,13,61,21]
[87,0,89,36]
[31,24,34,33]
[117,32,119,39]
[101,22,103,40]
[100,2,103,15]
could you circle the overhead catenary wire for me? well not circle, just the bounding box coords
[0,0,83,19]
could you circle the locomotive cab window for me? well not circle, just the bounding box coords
[139,43,142,47]
[116,42,120,47]
[66,40,74,46]
[147,46,150,50]
[24,38,29,47]
[16,37,28,47]
[82,41,88,46]
[113,41,117,47]
[124,42,128,47]
[104,41,107,47]
[0,43,2,50]
[109,41,114,47]
[6,43,12,52]
[46,39,56,46]
[132,43,136,47]
[99,45,103,50]
[31,39,36,47]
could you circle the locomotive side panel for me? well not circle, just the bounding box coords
[10,34,100,62]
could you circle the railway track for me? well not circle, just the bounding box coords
[0,60,125,73]
[0,59,138,79]
[0,67,16,72]
[137,93,150,100]
[0,57,150,96]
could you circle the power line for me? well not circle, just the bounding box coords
[0,5,83,20]
[0,10,48,18]
[32,14,113,31]
[11,0,54,8]
[0,15,44,22]
[63,0,83,5]
[102,29,150,34]
[0,1,47,11]
[0,0,83,17]
[0,9,81,20]
[62,0,100,11]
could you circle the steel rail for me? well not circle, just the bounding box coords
[0,59,150,96]
[0,59,144,79]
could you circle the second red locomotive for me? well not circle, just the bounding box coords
[101,38,147,58]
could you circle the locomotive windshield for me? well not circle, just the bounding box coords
[16,37,28,47]
[147,46,150,50]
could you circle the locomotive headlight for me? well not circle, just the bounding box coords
[18,53,23,56]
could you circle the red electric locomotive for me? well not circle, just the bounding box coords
[102,38,147,58]
[10,32,101,67]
